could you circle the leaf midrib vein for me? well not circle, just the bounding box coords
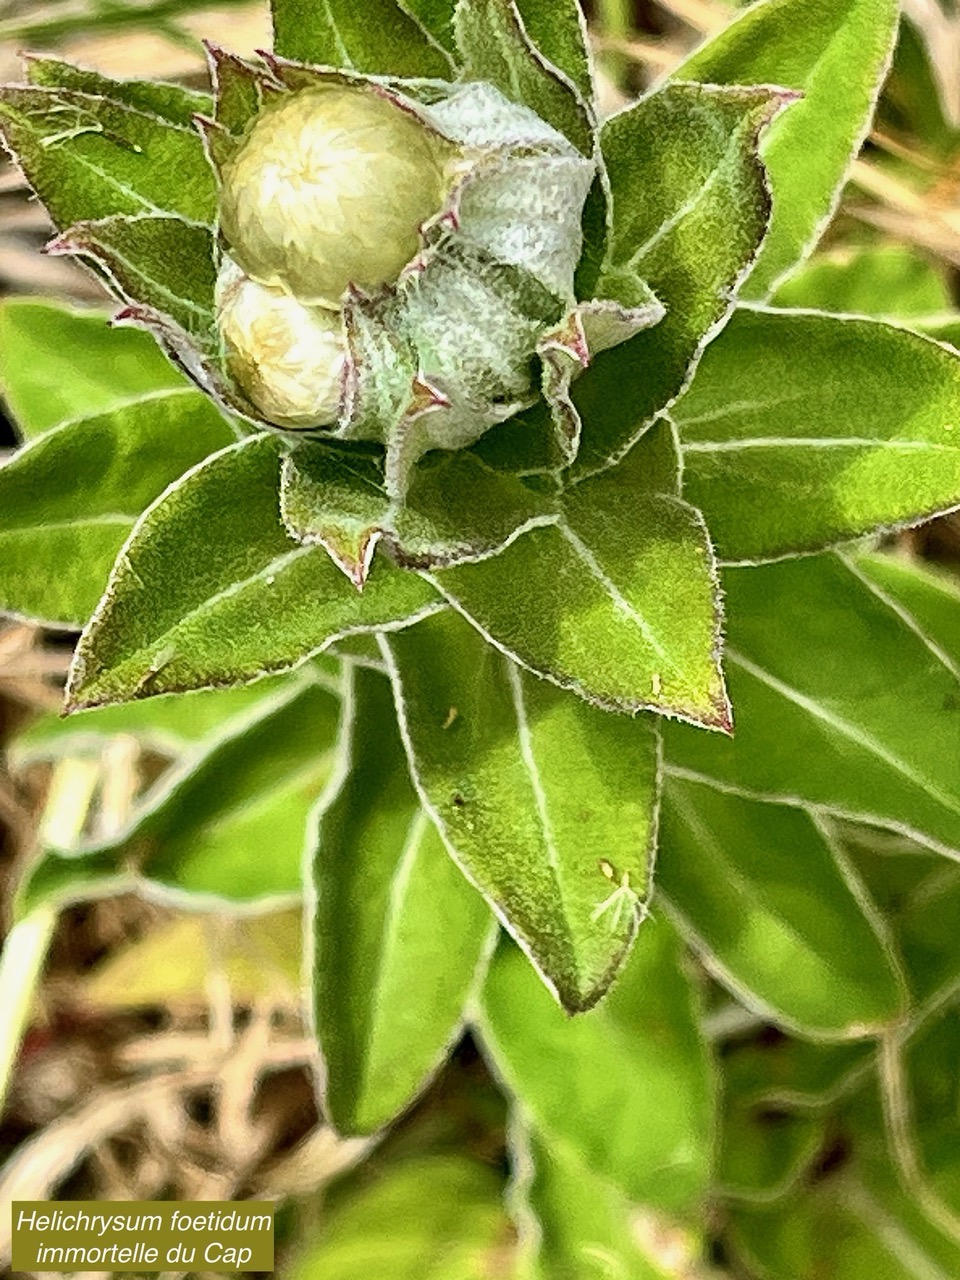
[726,647,960,820]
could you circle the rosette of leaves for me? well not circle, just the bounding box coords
[9,0,960,1060]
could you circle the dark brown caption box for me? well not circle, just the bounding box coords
[12,1201,274,1272]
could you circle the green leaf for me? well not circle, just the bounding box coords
[896,1008,960,1216]
[901,875,960,1003]
[0,299,187,439]
[12,671,314,762]
[663,553,960,858]
[771,245,952,318]
[284,1157,508,1280]
[676,0,900,298]
[382,608,660,1013]
[514,1125,677,1280]
[854,551,960,669]
[658,775,907,1036]
[434,422,730,728]
[398,0,459,58]
[271,0,453,78]
[0,83,216,228]
[390,453,557,569]
[675,309,960,563]
[569,83,784,478]
[718,1094,824,1201]
[52,216,218,351]
[839,821,960,1006]
[206,44,265,137]
[281,443,554,585]
[281,444,390,588]
[714,1021,960,1276]
[454,0,594,154]
[24,54,213,125]
[66,434,441,708]
[717,1033,873,1112]
[512,0,593,103]
[727,1137,960,1280]
[19,674,339,911]
[0,390,234,628]
[312,662,493,1135]
[478,919,715,1211]
[916,314,960,350]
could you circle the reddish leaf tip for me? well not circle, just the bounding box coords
[711,699,734,736]
[406,374,451,419]
[255,49,284,76]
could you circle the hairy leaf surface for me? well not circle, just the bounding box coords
[55,216,218,351]
[67,435,440,707]
[383,608,660,1012]
[0,391,234,627]
[569,83,784,477]
[677,0,900,296]
[0,84,216,227]
[285,1158,508,1280]
[676,309,960,562]
[455,0,593,154]
[0,299,187,439]
[435,423,729,727]
[478,921,714,1209]
[271,0,453,77]
[13,674,311,761]
[664,554,960,856]
[659,776,906,1036]
[20,675,339,911]
[514,1125,675,1279]
[312,663,492,1135]
[513,0,593,102]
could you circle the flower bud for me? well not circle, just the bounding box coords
[216,260,347,428]
[218,86,450,306]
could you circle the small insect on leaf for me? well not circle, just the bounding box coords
[591,860,637,933]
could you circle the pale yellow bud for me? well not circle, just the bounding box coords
[216,261,347,428]
[218,86,449,306]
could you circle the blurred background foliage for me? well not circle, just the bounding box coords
[2,1,960,1278]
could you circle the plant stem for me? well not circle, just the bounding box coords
[0,905,57,1115]
[0,756,100,1117]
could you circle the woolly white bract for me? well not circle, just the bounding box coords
[192,56,661,499]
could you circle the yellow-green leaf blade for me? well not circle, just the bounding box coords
[676,309,960,562]
[67,435,440,707]
[478,920,715,1211]
[0,390,234,628]
[312,662,493,1135]
[677,0,899,297]
[659,776,907,1036]
[664,554,960,856]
